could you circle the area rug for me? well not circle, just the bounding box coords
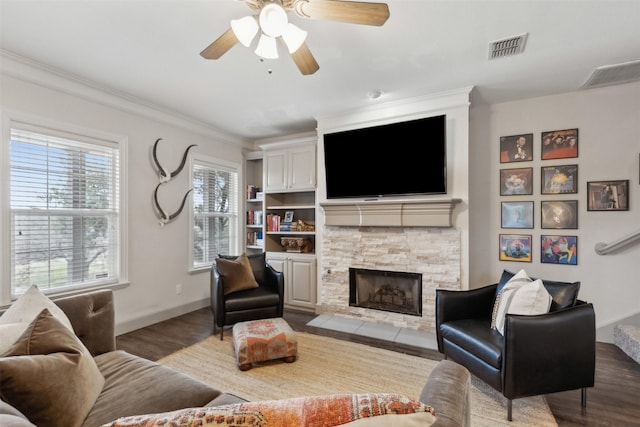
[158,332,557,427]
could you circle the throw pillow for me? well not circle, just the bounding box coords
[0,308,105,427]
[102,393,436,427]
[494,279,553,335]
[0,284,74,332]
[491,269,532,330]
[216,253,260,295]
[541,279,581,311]
[219,252,267,285]
[0,322,30,355]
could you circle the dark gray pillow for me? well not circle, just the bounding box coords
[541,280,581,311]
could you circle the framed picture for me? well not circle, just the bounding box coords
[541,128,578,160]
[500,167,533,195]
[500,133,533,163]
[284,211,294,223]
[587,180,629,211]
[501,201,534,229]
[541,235,578,265]
[541,164,578,194]
[499,234,532,262]
[541,200,578,229]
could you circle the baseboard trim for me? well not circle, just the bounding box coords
[115,298,210,336]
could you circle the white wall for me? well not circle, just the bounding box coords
[1,59,247,334]
[470,81,640,342]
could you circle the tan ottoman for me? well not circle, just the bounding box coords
[232,317,297,371]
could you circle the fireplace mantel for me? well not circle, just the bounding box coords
[320,198,461,227]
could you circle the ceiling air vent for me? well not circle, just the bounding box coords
[582,60,640,89]
[488,33,528,59]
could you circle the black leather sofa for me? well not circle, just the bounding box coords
[435,270,596,421]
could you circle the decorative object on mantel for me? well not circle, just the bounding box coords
[153,184,193,228]
[152,138,198,183]
[151,138,197,227]
[281,237,312,253]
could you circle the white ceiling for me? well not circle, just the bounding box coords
[1,0,639,142]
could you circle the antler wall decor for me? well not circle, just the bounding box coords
[153,184,193,227]
[151,138,197,227]
[152,138,197,183]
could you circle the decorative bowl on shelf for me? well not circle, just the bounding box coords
[280,237,312,253]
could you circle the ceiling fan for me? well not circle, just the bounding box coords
[200,0,390,75]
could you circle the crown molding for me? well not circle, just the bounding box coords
[315,86,473,134]
[0,50,248,147]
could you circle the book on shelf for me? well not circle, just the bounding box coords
[247,185,255,200]
[280,222,292,232]
[246,210,263,225]
[267,214,281,232]
[255,191,264,200]
[247,230,264,247]
[247,185,260,200]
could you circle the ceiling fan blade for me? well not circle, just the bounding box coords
[200,28,239,59]
[291,42,320,75]
[293,0,390,26]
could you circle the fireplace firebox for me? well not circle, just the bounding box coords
[349,267,422,316]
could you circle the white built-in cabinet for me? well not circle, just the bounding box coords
[263,143,316,192]
[260,138,317,312]
[265,252,316,310]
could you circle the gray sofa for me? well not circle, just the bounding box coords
[1,289,471,427]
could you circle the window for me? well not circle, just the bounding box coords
[8,124,123,298]
[191,156,240,270]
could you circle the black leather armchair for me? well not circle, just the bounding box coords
[211,252,284,340]
[435,270,596,421]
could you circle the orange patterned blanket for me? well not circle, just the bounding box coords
[103,393,436,427]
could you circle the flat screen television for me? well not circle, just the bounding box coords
[323,114,446,199]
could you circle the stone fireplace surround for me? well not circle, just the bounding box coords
[318,198,462,333]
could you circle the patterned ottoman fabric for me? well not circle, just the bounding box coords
[232,318,297,371]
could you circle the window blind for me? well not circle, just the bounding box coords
[10,128,120,296]
[192,160,239,268]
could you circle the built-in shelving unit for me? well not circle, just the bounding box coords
[260,137,317,311]
[264,191,316,253]
[244,151,264,254]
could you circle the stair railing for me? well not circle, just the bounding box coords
[595,228,640,255]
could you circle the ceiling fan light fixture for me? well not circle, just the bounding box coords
[259,3,289,37]
[282,23,307,53]
[255,34,278,59]
[230,15,259,47]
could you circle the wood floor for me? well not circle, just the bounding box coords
[117,307,640,427]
